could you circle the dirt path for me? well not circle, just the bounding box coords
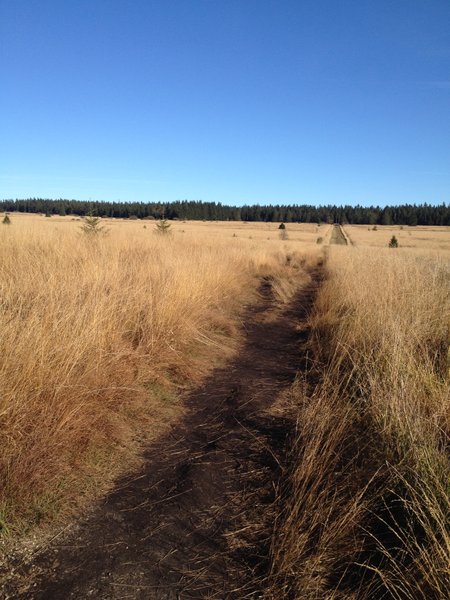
[330,224,348,245]
[2,267,323,600]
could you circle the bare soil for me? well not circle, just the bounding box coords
[1,266,323,600]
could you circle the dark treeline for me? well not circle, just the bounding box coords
[1,198,449,225]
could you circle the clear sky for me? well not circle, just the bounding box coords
[1,0,449,206]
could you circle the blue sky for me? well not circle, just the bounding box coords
[1,0,449,206]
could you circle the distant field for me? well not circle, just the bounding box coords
[4,213,450,252]
[2,211,331,247]
[167,218,330,245]
[344,223,450,252]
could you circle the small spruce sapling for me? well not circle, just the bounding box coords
[155,219,171,235]
[389,235,399,248]
[2,214,11,225]
[80,212,108,236]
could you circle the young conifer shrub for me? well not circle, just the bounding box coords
[155,219,171,235]
[80,213,108,236]
[2,214,11,225]
[389,235,399,248]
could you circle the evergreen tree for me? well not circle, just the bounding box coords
[0,198,449,226]
[381,208,393,225]
[155,219,171,235]
[80,213,108,236]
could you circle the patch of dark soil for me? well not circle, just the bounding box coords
[1,268,323,600]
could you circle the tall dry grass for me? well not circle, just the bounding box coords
[270,247,450,599]
[0,217,310,535]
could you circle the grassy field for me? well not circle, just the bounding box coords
[1,212,330,242]
[345,223,450,252]
[270,243,450,598]
[1,212,449,598]
[0,212,319,535]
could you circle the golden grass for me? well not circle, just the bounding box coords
[168,218,331,244]
[344,224,450,252]
[0,214,318,535]
[5,212,330,242]
[270,246,450,599]
[2,212,449,595]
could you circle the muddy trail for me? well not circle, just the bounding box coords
[3,267,323,600]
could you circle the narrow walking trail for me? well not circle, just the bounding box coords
[3,266,323,600]
[330,224,348,245]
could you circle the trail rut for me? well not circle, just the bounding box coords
[2,266,323,600]
[330,224,348,245]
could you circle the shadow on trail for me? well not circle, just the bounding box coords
[10,267,323,600]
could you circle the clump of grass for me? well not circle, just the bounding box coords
[279,223,288,241]
[269,247,450,599]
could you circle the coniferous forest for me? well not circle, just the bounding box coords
[0,198,449,225]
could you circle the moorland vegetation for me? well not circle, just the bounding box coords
[0,215,448,599]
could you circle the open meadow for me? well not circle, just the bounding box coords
[270,238,450,599]
[0,213,449,599]
[0,213,323,534]
[345,223,450,252]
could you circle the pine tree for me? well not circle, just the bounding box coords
[80,212,108,236]
[155,219,171,235]
[389,235,398,248]
[2,213,11,225]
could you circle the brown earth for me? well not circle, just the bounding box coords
[1,265,323,600]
